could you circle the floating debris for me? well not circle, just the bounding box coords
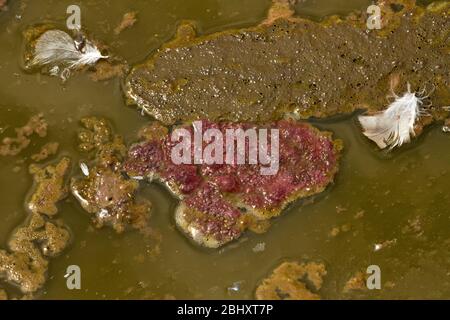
[358,85,428,149]
[79,162,89,176]
[252,242,266,253]
[27,30,107,80]
[373,239,397,252]
[374,244,383,252]
[227,281,244,295]
[443,118,450,133]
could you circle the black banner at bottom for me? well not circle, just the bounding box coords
[0,300,443,318]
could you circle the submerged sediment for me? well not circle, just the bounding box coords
[255,261,327,300]
[0,288,6,300]
[126,0,449,125]
[0,114,48,157]
[0,0,7,11]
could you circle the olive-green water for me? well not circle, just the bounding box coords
[1,0,449,299]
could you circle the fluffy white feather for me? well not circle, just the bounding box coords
[358,85,425,149]
[31,30,107,72]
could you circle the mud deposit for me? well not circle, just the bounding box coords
[0,0,450,299]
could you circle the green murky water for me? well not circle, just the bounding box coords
[1,0,449,299]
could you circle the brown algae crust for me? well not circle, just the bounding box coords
[0,158,71,295]
[28,157,71,216]
[126,0,449,125]
[70,117,152,234]
[343,271,368,293]
[255,261,327,300]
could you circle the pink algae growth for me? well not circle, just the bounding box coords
[124,120,341,248]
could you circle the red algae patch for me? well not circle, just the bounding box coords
[124,120,341,248]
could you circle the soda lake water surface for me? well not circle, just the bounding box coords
[0,0,449,299]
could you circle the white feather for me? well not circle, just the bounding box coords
[358,86,424,149]
[31,30,107,72]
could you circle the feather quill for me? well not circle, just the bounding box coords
[30,30,107,74]
[358,85,425,149]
